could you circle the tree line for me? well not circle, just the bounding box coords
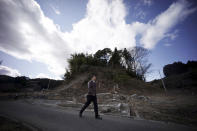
[64,46,152,81]
[163,61,197,77]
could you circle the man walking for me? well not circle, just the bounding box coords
[79,75,102,120]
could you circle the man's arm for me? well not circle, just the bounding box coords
[88,81,93,89]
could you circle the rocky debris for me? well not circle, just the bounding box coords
[119,95,126,100]
[99,104,119,114]
[99,102,129,116]
[126,94,151,119]
[100,106,112,113]
[130,94,137,98]
[97,93,113,99]
[74,92,148,118]
[129,94,149,101]
[118,103,130,115]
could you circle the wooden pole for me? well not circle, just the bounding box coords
[47,79,51,90]
[158,70,167,92]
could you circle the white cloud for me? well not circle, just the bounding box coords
[0,0,196,79]
[138,0,196,49]
[35,73,61,80]
[0,65,21,77]
[0,0,71,78]
[50,5,61,15]
[66,0,135,53]
[36,73,50,79]
[165,29,179,40]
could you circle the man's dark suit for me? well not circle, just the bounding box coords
[79,80,98,117]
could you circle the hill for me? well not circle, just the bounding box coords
[0,75,63,93]
[151,61,197,94]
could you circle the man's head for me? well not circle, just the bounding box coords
[92,75,96,81]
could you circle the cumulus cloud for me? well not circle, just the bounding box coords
[165,29,179,41]
[136,0,196,49]
[36,73,50,79]
[35,73,61,80]
[0,0,196,79]
[65,0,135,53]
[0,65,21,77]
[0,0,71,77]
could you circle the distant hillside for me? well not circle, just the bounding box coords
[0,75,63,92]
[163,61,197,77]
[151,60,197,93]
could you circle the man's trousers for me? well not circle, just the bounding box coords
[80,95,98,117]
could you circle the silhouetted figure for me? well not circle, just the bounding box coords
[79,75,102,120]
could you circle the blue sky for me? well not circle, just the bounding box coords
[0,0,197,81]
